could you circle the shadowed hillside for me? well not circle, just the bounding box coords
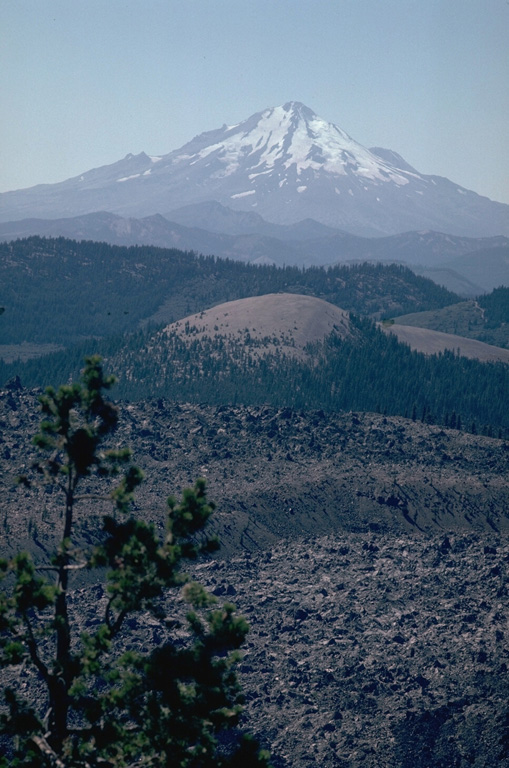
[2,386,508,560]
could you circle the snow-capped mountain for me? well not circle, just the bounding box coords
[1,102,508,237]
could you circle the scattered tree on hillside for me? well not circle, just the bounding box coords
[0,356,271,767]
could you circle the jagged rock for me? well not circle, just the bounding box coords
[1,386,509,766]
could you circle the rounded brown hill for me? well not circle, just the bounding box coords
[382,323,509,364]
[161,293,351,357]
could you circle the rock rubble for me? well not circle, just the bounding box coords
[1,385,508,766]
[190,531,509,767]
[1,388,508,558]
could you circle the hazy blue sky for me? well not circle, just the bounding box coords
[1,0,508,204]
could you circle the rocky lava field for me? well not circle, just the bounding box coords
[1,380,509,766]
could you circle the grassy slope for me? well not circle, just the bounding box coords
[393,299,509,349]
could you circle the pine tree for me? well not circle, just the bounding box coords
[0,356,271,768]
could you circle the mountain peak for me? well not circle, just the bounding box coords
[282,100,317,118]
[170,101,411,198]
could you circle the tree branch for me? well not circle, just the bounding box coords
[22,612,50,683]
[29,734,67,768]
[36,562,88,572]
[105,594,127,636]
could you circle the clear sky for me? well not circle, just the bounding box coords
[1,0,508,204]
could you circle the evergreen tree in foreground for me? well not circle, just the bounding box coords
[0,356,271,767]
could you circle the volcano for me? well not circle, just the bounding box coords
[1,102,508,237]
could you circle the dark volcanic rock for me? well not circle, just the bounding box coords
[189,533,509,768]
[1,388,508,558]
[1,386,509,766]
[5,531,506,768]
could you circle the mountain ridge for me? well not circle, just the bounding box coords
[1,210,508,292]
[0,235,462,349]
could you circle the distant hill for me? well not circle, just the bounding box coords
[2,238,507,436]
[165,200,342,239]
[1,212,508,289]
[382,323,509,363]
[2,293,508,437]
[160,294,352,360]
[392,288,509,349]
[155,293,509,365]
[0,212,314,268]
[414,246,509,295]
[410,267,483,297]
[442,246,509,293]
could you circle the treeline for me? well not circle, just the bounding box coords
[2,316,507,438]
[0,236,459,345]
[0,331,137,391]
[478,286,509,327]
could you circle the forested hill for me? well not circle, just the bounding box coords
[0,236,458,346]
[392,287,509,349]
[2,313,508,439]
